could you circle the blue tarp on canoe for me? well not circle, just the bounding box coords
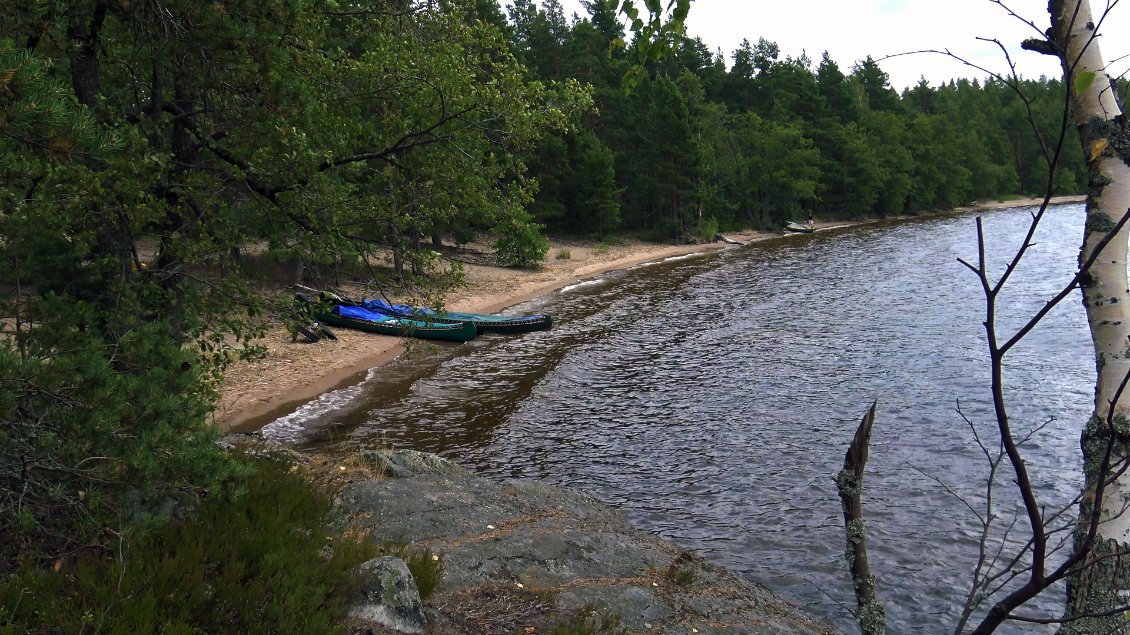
[323,303,477,342]
[335,304,398,323]
[361,298,440,318]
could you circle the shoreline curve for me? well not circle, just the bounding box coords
[217,195,1084,434]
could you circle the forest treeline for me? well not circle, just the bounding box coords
[0,0,1086,581]
[498,0,1086,240]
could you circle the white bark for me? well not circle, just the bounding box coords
[1056,0,1130,537]
[1089,148,1130,544]
[1053,1,1130,629]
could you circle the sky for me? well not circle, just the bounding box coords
[534,0,1129,91]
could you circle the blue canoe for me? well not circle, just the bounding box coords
[318,304,477,343]
[361,298,552,334]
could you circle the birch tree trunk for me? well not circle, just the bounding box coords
[1049,1,1130,630]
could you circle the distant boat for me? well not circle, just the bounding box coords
[319,304,478,342]
[361,298,552,334]
[784,221,815,234]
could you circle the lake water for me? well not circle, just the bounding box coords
[262,203,1094,633]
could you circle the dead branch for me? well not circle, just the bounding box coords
[834,401,885,635]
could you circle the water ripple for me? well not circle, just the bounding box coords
[287,204,1092,633]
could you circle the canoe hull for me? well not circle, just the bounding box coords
[318,308,477,343]
[361,299,552,334]
[435,311,552,334]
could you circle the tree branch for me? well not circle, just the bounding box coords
[834,401,885,635]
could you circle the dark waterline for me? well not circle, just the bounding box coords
[263,204,1094,633]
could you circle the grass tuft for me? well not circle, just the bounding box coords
[377,543,445,599]
[663,563,696,586]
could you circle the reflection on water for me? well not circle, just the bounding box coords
[262,204,1093,633]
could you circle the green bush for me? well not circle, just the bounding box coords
[0,455,379,634]
[0,314,249,569]
[493,219,549,268]
[698,216,720,243]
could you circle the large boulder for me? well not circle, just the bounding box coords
[349,556,427,634]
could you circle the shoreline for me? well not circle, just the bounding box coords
[216,194,1084,433]
[218,238,747,433]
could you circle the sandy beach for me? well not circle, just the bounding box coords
[215,195,1084,433]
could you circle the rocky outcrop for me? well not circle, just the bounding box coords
[349,556,428,634]
[339,450,838,635]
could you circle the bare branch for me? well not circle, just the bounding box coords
[988,0,1057,40]
[999,207,1130,354]
[834,402,885,635]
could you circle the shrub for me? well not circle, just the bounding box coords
[591,243,610,255]
[493,219,549,268]
[0,316,249,570]
[556,248,572,260]
[0,455,380,634]
[698,216,720,243]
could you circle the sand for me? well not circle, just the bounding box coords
[214,195,1084,433]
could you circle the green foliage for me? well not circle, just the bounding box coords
[2,0,589,567]
[499,5,1085,236]
[493,218,550,268]
[0,456,381,633]
[528,129,622,238]
[698,217,720,243]
[611,75,701,236]
[851,56,907,115]
[0,311,248,568]
[406,549,445,601]
[571,131,623,238]
[605,0,691,91]
[0,39,119,167]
